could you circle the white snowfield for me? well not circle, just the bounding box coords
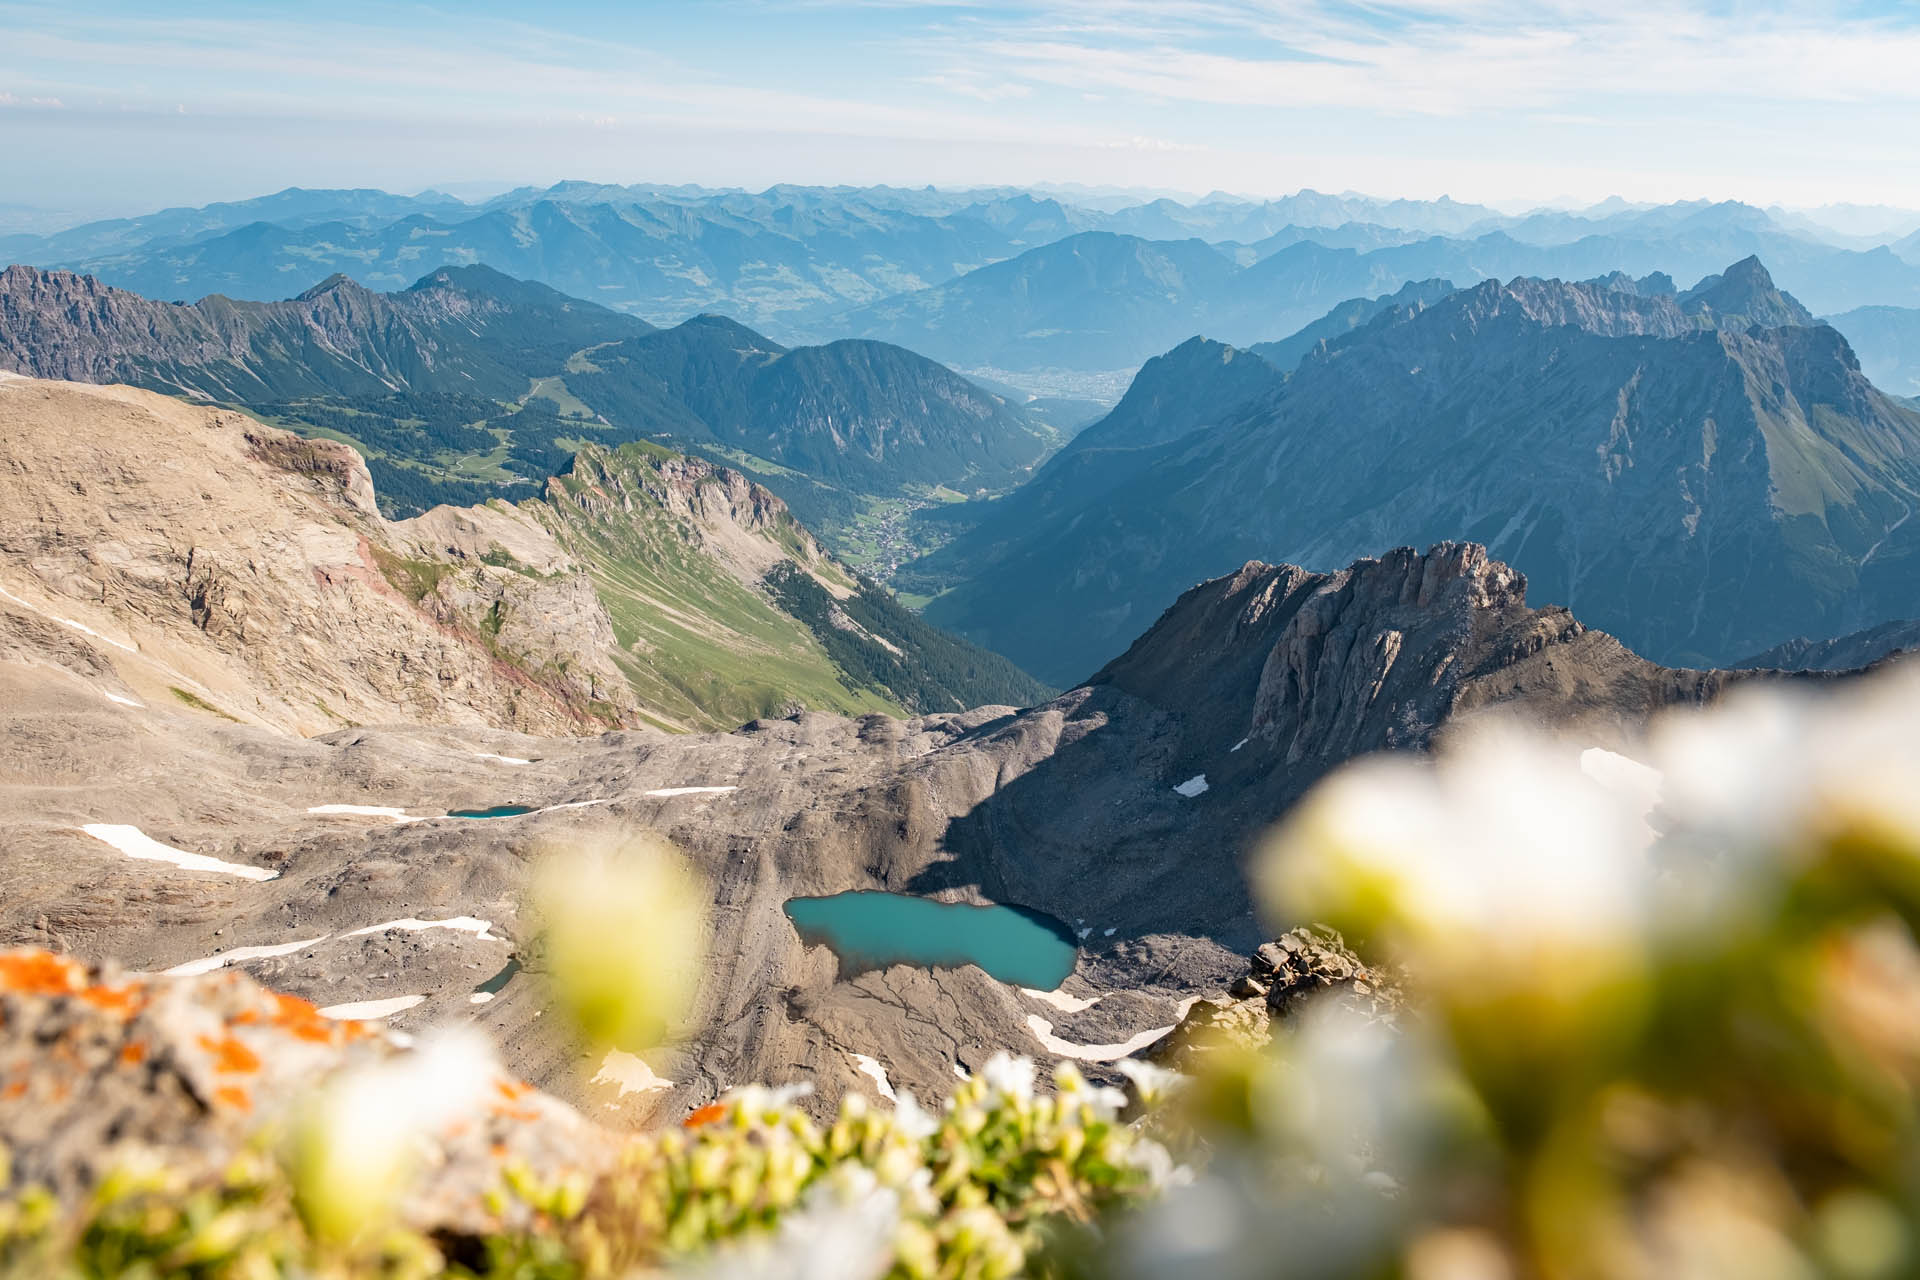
[474,752,532,765]
[0,582,139,653]
[164,936,329,978]
[103,691,144,708]
[591,1048,674,1099]
[161,916,504,981]
[79,824,279,881]
[641,786,738,798]
[318,995,425,1021]
[344,916,501,942]
[850,1052,897,1102]
[1024,1014,1178,1062]
[1172,774,1210,797]
[308,804,417,820]
[1021,986,1103,1013]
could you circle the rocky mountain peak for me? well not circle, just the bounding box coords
[1679,255,1817,329]
[293,272,373,303]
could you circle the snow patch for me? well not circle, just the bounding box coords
[642,786,738,798]
[318,995,425,1021]
[849,1052,897,1102]
[1025,1014,1177,1063]
[591,1048,674,1098]
[79,824,278,881]
[1022,986,1102,1013]
[1076,927,1091,940]
[1173,774,1210,798]
[474,753,532,765]
[165,936,329,977]
[103,691,144,708]
[1230,738,1248,753]
[952,1063,970,1079]
[532,798,615,815]
[1103,927,1116,937]
[469,992,496,1004]
[0,583,138,653]
[345,916,501,942]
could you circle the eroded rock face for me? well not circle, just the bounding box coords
[0,379,622,736]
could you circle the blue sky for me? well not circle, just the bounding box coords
[3,0,1918,215]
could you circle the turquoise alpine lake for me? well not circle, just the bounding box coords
[783,891,1078,988]
[446,805,535,819]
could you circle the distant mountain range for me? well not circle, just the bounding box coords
[909,259,1920,682]
[834,218,1920,373]
[0,263,1056,549]
[9,185,1920,384]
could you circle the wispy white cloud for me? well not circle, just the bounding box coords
[924,0,1920,115]
[0,0,1915,209]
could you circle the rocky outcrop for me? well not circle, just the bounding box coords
[0,949,610,1231]
[1147,927,1402,1071]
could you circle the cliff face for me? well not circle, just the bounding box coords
[0,377,627,735]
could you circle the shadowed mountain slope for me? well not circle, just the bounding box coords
[917,262,1920,683]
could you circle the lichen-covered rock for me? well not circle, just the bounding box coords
[0,949,613,1235]
[1147,927,1401,1073]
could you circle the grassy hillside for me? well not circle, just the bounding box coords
[526,443,1049,730]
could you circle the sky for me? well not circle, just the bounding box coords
[4,0,1920,219]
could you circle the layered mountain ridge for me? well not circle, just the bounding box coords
[916,260,1920,682]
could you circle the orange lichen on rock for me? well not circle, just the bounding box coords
[212,1085,252,1112]
[0,950,88,996]
[197,1033,263,1075]
[682,1103,725,1129]
[236,990,369,1046]
[79,983,146,1016]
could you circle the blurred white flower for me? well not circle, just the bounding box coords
[1257,722,1652,1007]
[286,1028,499,1243]
[1054,1059,1128,1113]
[1115,1058,1188,1108]
[676,1162,901,1280]
[890,1089,939,1141]
[980,1052,1037,1102]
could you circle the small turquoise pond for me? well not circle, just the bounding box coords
[447,805,534,819]
[784,892,1078,989]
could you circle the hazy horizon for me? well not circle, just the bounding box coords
[6,0,1919,220]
